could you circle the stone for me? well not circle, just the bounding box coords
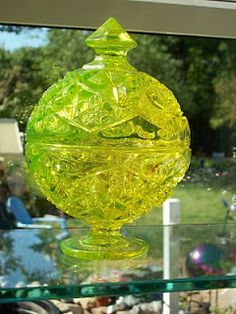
[188,301,210,314]
[189,293,203,303]
[68,304,84,314]
[118,296,140,307]
[91,306,107,314]
[107,303,129,314]
[50,300,70,313]
[132,301,162,314]
[217,288,236,309]
[73,297,96,310]
[95,296,115,307]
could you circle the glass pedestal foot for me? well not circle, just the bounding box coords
[60,232,149,260]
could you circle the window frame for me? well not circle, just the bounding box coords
[0,0,236,38]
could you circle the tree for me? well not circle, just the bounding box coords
[0,29,94,128]
[38,29,94,85]
[211,76,236,129]
[0,47,47,129]
[130,34,230,154]
[1,26,236,154]
[211,41,236,127]
[209,40,236,152]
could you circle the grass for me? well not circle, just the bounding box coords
[135,184,234,226]
[132,157,236,226]
[175,185,234,224]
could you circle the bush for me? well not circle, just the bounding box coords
[184,157,236,191]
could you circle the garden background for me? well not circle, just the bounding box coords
[0,25,236,225]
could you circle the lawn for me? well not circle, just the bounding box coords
[135,184,234,226]
[135,157,236,226]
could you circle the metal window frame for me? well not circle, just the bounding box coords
[0,0,236,38]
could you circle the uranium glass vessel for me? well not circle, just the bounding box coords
[25,18,191,260]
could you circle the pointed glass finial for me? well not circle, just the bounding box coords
[86,17,137,55]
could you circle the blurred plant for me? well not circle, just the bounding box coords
[183,158,236,191]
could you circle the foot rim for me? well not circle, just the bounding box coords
[60,235,149,260]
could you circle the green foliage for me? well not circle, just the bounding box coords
[0,47,47,128]
[0,29,94,129]
[130,34,236,155]
[0,27,236,154]
[38,29,94,84]
[210,40,236,142]
[211,76,236,129]
[129,34,183,95]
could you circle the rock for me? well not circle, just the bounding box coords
[132,301,162,314]
[107,303,129,314]
[179,291,189,300]
[95,296,115,307]
[188,293,203,303]
[188,301,210,314]
[118,296,140,307]
[91,306,107,314]
[74,297,96,310]
[50,299,71,313]
[216,288,236,309]
[106,295,141,314]
[68,304,84,314]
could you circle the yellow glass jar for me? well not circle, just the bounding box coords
[26,17,191,259]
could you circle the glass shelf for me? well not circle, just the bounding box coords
[1,223,236,303]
